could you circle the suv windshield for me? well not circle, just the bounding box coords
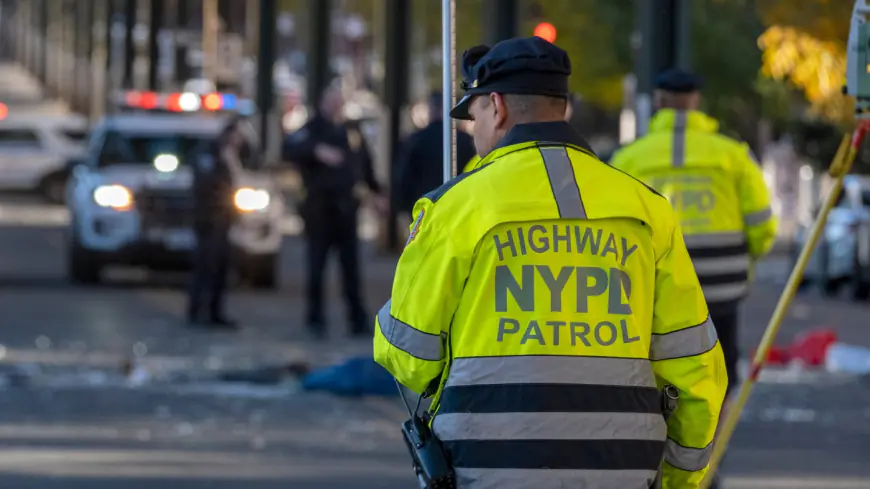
[98,130,214,167]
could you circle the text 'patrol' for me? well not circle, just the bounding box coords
[497,317,640,347]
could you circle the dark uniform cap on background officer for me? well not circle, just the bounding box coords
[654,68,705,93]
[450,36,571,121]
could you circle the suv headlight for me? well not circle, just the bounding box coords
[234,187,270,212]
[93,185,133,210]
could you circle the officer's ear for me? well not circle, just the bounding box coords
[490,93,509,128]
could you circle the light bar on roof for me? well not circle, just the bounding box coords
[115,91,254,114]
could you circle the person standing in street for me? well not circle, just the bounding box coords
[187,115,247,328]
[610,69,777,489]
[374,38,726,489]
[396,91,477,215]
[284,83,386,339]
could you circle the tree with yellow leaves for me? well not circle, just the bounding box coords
[756,0,853,124]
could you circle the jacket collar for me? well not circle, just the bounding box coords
[492,121,595,154]
[649,109,719,133]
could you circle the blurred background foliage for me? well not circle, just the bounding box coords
[276,0,854,168]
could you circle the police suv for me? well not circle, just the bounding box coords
[66,91,283,288]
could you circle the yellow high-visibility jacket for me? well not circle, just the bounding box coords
[374,121,727,489]
[462,154,481,174]
[610,109,777,308]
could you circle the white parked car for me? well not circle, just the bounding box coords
[66,111,284,288]
[0,113,88,202]
[795,176,870,299]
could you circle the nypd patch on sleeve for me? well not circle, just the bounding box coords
[406,209,425,246]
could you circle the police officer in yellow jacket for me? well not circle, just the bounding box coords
[374,38,727,489]
[610,69,776,405]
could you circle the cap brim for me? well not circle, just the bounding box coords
[449,94,474,120]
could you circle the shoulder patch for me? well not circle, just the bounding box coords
[406,209,425,246]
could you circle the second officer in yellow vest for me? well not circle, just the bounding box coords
[609,69,776,399]
[374,38,726,489]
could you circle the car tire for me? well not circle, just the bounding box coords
[243,253,278,289]
[40,172,68,205]
[68,232,102,285]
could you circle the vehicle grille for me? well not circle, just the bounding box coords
[137,188,195,228]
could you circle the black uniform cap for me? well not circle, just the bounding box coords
[450,37,571,120]
[654,68,704,93]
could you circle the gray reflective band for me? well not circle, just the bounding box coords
[433,412,667,442]
[540,146,586,219]
[376,300,443,361]
[702,282,749,303]
[692,255,750,275]
[650,317,718,361]
[671,111,688,168]
[744,206,773,226]
[454,468,658,489]
[446,356,657,388]
[664,438,714,472]
[684,232,745,248]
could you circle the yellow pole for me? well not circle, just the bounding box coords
[699,125,866,489]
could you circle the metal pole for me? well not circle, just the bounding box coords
[307,0,331,109]
[256,0,276,161]
[441,0,456,183]
[147,0,163,91]
[202,0,218,82]
[90,0,109,121]
[123,0,136,89]
[484,0,517,45]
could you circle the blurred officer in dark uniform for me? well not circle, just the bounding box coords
[187,116,247,328]
[396,91,477,215]
[284,83,386,338]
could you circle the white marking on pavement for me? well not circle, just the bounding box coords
[724,476,870,489]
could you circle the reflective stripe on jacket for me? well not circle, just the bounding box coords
[610,109,777,308]
[374,121,727,489]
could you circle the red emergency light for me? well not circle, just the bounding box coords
[139,92,158,110]
[165,93,182,112]
[534,22,557,44]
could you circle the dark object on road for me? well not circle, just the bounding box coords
[217,361,311,385]
[0,364,31,388]
[300,357,395,396]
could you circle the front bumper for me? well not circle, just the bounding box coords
[74,208,282,266]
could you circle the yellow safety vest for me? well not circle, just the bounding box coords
[374,121,727,489]
[610,109,777,308]
[462,154,481,174]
